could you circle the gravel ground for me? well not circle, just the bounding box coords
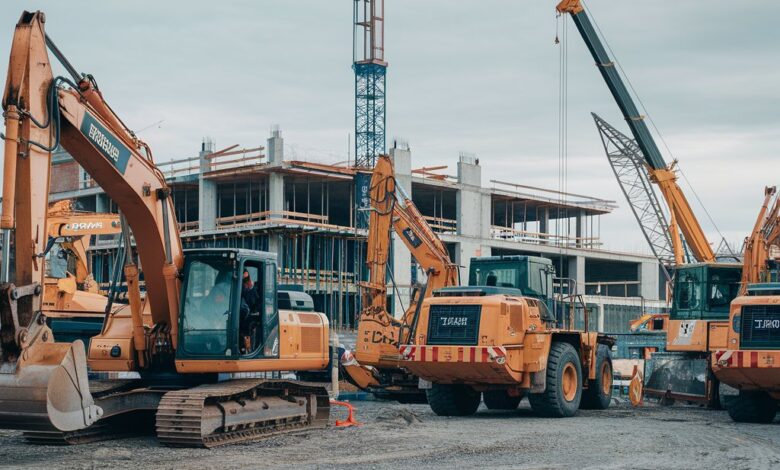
[1,398,778,470]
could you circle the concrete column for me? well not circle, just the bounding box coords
[480,193,492,239]
[268,128,285,221]
[268,232,282,265]
[575,210,584,248]
[567,255,586,296]
[455,155,487,283]
[597,299,605,332]
[639,261,660,300]
[389,144,411,195]
[268,126,283,164]
[539,208,549,244]
[267,127,285,263]
[456,156,482,238]
[390,143,413,318]
[198,142,217,231]
[95,194,109,213]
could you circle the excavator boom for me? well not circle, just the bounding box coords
[348,155,458,400]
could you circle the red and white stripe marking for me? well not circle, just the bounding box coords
[399,345,507,363]
[714,350,766,368]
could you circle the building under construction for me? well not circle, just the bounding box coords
[49,128,667,334]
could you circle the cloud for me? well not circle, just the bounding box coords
[0,0,777,255]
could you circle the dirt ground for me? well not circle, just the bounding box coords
[1,398,778,470]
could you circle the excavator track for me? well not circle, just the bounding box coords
[155,379,329,448]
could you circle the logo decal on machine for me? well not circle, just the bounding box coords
[80,112,131,174]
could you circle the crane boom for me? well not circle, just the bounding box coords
[557,0,716,263]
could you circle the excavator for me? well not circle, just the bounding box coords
[557,0,743,406]
[43,200,121,309]
[341,154,459,402]
[0,11,330,447]
[43,200,123,345]
[712,187,780,422]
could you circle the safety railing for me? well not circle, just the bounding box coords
[423,215,457,234]
[490,225,602,249]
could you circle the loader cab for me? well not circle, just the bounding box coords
[177,248,279,360]
[670,263,741,321]
[467,255,554,301]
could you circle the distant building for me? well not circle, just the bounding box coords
[49,128,668,333]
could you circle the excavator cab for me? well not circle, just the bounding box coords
[177,249,279,360]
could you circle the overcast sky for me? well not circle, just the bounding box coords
[1,1,778,255]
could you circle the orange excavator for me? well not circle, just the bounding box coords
[43,200,121,311]
[0,11,330,446]
[42,200,123,345]
[341,154,459,402]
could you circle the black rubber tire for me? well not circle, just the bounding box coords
[483,390,522,410]
[580,344,613,410]
[528,342,582,418]
[426,383,481,417]
[726,390,778,424]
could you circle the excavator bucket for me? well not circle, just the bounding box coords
[0,340,102,432]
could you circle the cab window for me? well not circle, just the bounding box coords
[181,257,234,356]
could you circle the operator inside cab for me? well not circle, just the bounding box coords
[240,269,261,354]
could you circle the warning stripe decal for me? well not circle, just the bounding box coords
[399,345,507,363]
[713,349,780,369]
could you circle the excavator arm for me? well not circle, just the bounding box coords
[1,12,183,343]
[0,11,183,432]
[352,155,458,380]
[741,187,779,293]
[557,0,715,263]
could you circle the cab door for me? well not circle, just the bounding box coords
[238,258,279,359]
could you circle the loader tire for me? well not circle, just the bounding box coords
[580,344,613,410]
[426,383,480,417]
[725,390,777,424]
[483,390,522,410]
[529,342,582,418]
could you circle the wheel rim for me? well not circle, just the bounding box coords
[562,363,577,402]
[601,362,612,396]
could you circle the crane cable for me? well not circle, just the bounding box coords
[555,10,569,295]
[582,1,733,257]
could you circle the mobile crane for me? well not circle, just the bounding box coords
[712,187,780,422]
[556,0,743,405]
[341,154,459,402]
[0,11,330,447]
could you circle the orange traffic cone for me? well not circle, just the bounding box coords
[330,400,361,428]
[629,365,644,407]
